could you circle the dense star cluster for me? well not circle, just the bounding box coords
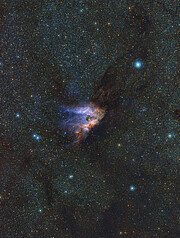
[0,1,179,237]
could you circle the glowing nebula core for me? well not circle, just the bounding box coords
[60,103,105,143]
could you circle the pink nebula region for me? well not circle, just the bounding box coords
[61,103,105,143]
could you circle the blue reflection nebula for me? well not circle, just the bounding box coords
[60,103,105,142]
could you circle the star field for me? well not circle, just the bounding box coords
[0,1,179,238]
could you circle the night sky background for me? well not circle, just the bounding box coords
[0,1,179,238]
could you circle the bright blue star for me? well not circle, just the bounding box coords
[16,113,20,118]
[38,208,43,213]
[68,174,74,179]
[130,185,136,191]
[168,133,172,138]
[33,134,40,140]
[134,60,143,69]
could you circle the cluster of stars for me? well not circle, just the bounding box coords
[1,1,177,236]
